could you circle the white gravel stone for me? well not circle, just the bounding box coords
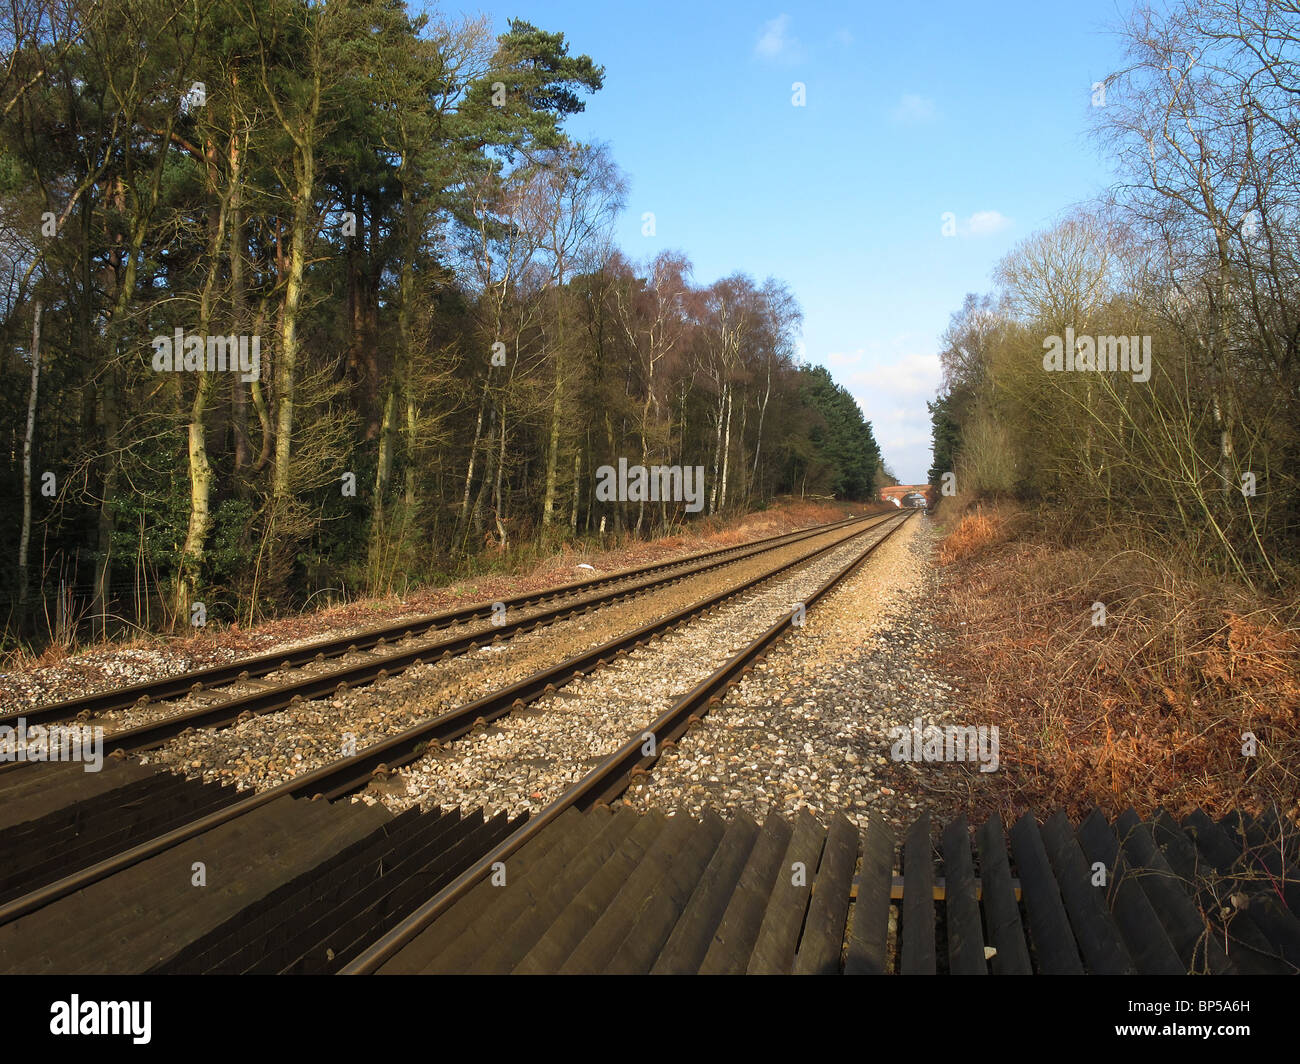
[384,523,901,820]
[626,516,979,832]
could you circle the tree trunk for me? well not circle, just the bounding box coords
[176,372,215,624]
[750,357,771,496]
[471,407,496,545]
[541,375,562,529]
[397,178,418,512]
[18,300,42,613]
[494,400,508,550]
[602,409,621,533]
[570,449,580,533]
[375,388,397,502]
[274,150,313,504]
[457,380,488,549]
[229,136,250,476]
[735,388,747,503]
[718,383,733,512]
[708,389,724,514]
[175,187,231,625]
[249,306,273,472]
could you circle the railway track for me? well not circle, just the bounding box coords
[1,513,892,769]
[0,510,913,945]
[344,508,916,971]
[6,504,1293,978]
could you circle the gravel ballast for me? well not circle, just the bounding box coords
[380,522,905,819]
[137,521,881,792]
[626,516,986,832]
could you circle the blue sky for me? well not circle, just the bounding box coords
[446,0,1137,482]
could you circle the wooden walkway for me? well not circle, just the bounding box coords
[0,763,523,974]
[379,804,1300,975]
[1,759,1295,974]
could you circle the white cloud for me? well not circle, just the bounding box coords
[755,15,803,62]
[889,93,936,124]
[832,351,942,401]
[962,210,1013,237]
[821,345,942,482]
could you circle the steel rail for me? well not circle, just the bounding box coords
[9,514,871,728]
[0,512,908,930]
[0,515,893,771]
[341,509,917,974]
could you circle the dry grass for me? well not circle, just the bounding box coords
[936,506,1010,564]
[936,503,1300,826]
